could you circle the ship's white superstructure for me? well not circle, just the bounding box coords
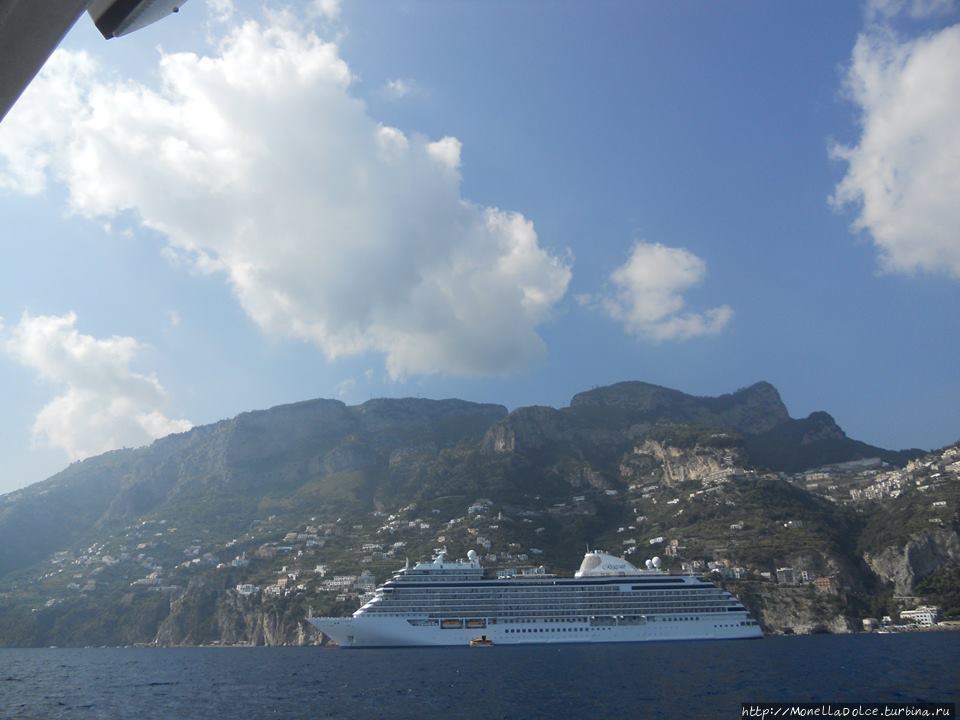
[308,549,762,647]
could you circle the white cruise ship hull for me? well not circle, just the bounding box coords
[312,550,764,647]
[308,615,762,648]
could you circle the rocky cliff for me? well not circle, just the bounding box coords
[864,529,960,596]
[155,576,324,646]
[734,583,855,635]
[569,381,790,434]
[625,437,741,487]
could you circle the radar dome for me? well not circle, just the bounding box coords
[652,556,661,568]
[644,559,653,570]
[467,549,478,562]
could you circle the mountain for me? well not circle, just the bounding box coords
[744,410,922,473]
[569,380,790,434]
[483,381,920,473]
[0,397,506,579]
[0,380,953,646]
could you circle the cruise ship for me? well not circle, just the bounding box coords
[308,549,762,647]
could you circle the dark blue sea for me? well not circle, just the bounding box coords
[1,634,958,719]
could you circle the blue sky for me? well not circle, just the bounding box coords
[2,0,959,493]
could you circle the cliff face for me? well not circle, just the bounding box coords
[483,381,790,459]
[482,381,913,478]
[625,438,741,487]
[865,529,960,596]
[155,577,324,646]
[735,583,855,635]
[569,381,790,435]
[481,406,570,454]
[213,592,323,647]
[478,382,794,490]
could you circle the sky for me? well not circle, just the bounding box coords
[1,0,959,494]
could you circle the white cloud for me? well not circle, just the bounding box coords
[310,0,342,22]
[596,242,732,342]
[3,312,192,461]
[335,378,356,398]
[0,16,571,379]
[426,136,462,170]
[831,24,960,277]
[0,50,96,195]
[206,0,235,24]
[866,0,956,20]
[380,78,416,100]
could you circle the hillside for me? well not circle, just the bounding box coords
[0,397,506,579]
[0,380,954,646]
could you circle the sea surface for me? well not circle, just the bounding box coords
[1,634,958,719]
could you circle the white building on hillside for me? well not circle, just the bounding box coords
[900,606,939,626]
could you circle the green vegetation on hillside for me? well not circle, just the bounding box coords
[916,565,960,617]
